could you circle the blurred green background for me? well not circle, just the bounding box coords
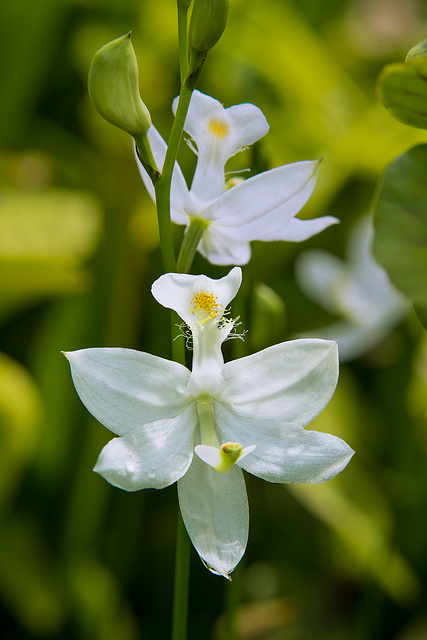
[1,0,427,638]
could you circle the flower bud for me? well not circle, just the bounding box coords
[189,0,230,54]
[88,33,151,137]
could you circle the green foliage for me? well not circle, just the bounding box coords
[377,54,427,130]
[373,144,427,312]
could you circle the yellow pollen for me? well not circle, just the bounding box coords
[189,291,223,321]
[208,118,229,138]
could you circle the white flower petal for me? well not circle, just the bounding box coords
[201,161,321,240]
[298,321,390,362]
[173,91,269,202]
[271,215,339,242]
[198,228,252,266]
[215,405,353,483]
[64,348,191,436]
[295,250,348,314]
[219,339,338,426]
[177,455,248,578]
[134,126,190,226]
[94,405,197,491]
[151,267,242,325]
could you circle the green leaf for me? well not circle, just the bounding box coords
[0,188,101,320]
[373,144,427,306]
[414,303,427,330]
[377,55,427,130]
[0,353,42,509]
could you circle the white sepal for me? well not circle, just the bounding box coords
[64,348,191,436]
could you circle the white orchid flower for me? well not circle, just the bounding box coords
[295,216,409,361]
[137,91,338,265]
[64,268,353,578]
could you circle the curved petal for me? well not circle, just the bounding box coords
[134,126,190,225]
[64,348,191,436]
[94,404,197,491]
[272,215,339,242]
[151,267,242,325]
[201,161,320,240]
[219,339,338,427]
[214,405,353,483]
[177,455,248,578]
[173,91,269,202]
[297,321,390,362]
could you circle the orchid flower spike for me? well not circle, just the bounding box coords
[137,91,338,265]
[295,215,409,361]
[64,268,353,578]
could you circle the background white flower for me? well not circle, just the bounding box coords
[64,268,353,578]
[137,91,338,265]
[295,215,409,361]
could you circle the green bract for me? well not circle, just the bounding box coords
[189,0,230,54]
[88,33,151,137]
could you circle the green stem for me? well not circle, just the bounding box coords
[154,81,194,274]
[172,510,191,640]
[177,0,190,82]
[224,564,243,640]
[176,217,208,273]
[134,132,160,184]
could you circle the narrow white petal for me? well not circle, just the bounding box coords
[215,405,353,483]
[173,91,269,202]
[201,161,320,240]
[151,268,242,325]
[270,215,339,242]
[94,405,197,491]
[219,339,338,426]
[178,455,248,578]
[64,348,191,436]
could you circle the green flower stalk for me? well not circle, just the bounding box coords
[88,33,151,138]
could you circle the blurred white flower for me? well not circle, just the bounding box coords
[137,91,338,265]
[64,268,353,578]
[295,215,409,361]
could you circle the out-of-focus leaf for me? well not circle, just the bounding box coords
[377,54,427,130]
[0,188,102,319]
[414,303,427,330]
[289,481,420,604]
[68,558,136,640]
[373,144,427,306]
[0,518,66,635]
[406,38,427,62]
[250,281,286,351]
[0,353,42,509]
[0,0,67,146]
